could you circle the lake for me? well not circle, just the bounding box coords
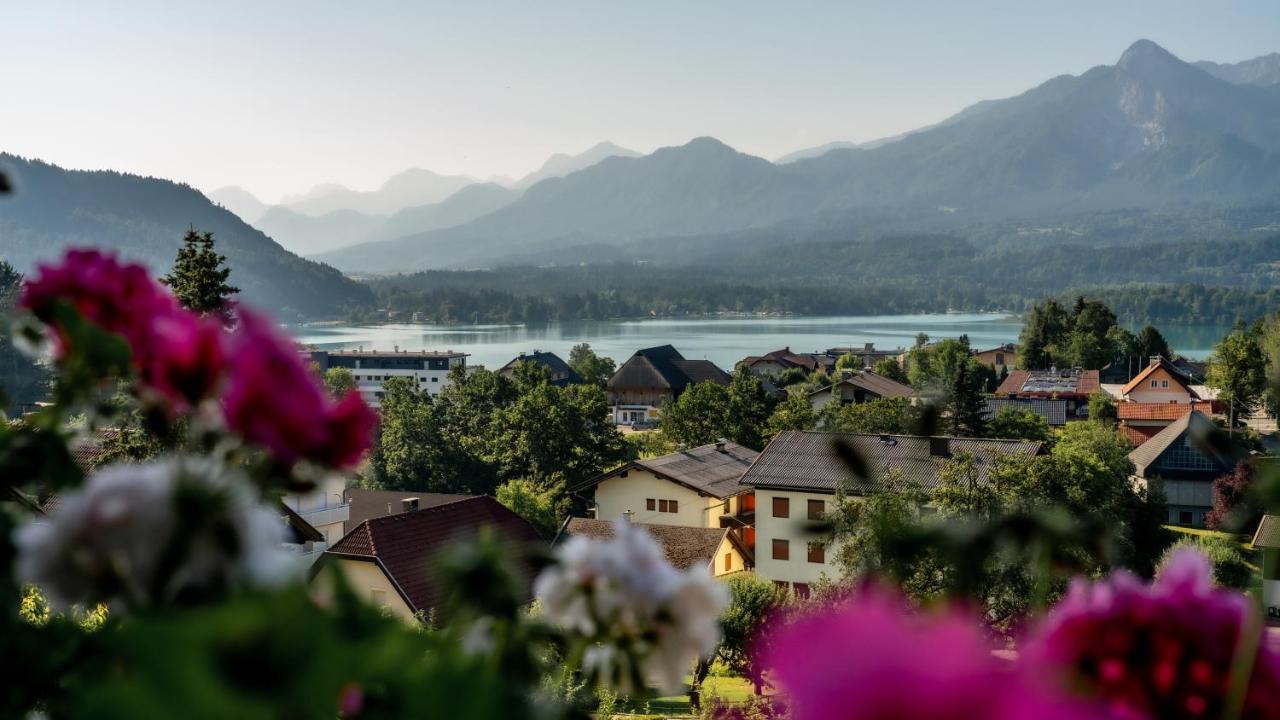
[291,314,1228,369]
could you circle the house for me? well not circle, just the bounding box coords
[814,344,905,373]
[737,347,820,378]
[973,344,1018,375]
[498,351,582,387]
[1252,515,1280,617]
[555,518,752,577]
[981,397,1069,428]
[571,440,758,546]
[315,495,543,622]
[606,345,730,425]
[343,488,473,535]
[1118,356,1202,404]
[738,430,1046,593]
[808,371,914,414]
[1128,411,1237,527]
[308,349,468,408]
[994,367,1100,420]
[1117,401,1217,447]
[281,473,350,546]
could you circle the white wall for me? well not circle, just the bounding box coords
[313,558,415,622]
[593,469,719,527]
[712,535,749,577]
[752,488,838,585]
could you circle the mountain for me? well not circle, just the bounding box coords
[282,168,476,217]
[0,155,372,318]
[367,183,519,243]
[513,141,641,189]
[208,185,269,223]
[256,206,386,255]
[1195,52,1280,86]
[775,141,860,164]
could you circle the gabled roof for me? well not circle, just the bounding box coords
[326,496,544,614]
[573,441,759,499]
[607,346,729,394]
[739,430,1045,495]
[1120,424,1164,447]
[1252,515,1280,549]
[556,518,733,571]
[498,351,582,386]
[1117,401,1214,421]
[1120,357,1199,398]
[995,369,1100,397]
[344,489,474,529]
[807,372,914,400]
[974,343,1017,356]
[740,348,820,373]
[981,397,1069,426]
[1128,411,1236,478]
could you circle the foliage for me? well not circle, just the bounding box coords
[497,477,569,539]
[873,357,908,383]
[160,229,239,318]
[660,369,776,450]
[1206,460,1259,532]
[1087,390,1117,423]
[368,377,453,491]
[0,260,49,416]
[323,366,357,397]
[1157,537,1253,590]
[625,429,677,459]
[716,574,790,692]
[985,406,1050,443]
[766,392,818,435]
[822,396,921,435]
[948,360,986,437]
[1135,324,1172,361]
[568,342,616,387]
[1206,324,1267,422]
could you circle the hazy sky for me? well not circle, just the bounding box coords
[3,1,1278,202]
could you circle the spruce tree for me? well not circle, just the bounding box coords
[161,228,238,317]
[949,360,987,438]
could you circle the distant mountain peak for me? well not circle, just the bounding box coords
[1117,39,1183,73]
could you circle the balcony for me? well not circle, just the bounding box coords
[299,502,350,529]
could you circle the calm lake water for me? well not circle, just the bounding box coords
[290,314,1228,369]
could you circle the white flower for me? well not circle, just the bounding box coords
[535,519,729,694]
[14,455,299,610]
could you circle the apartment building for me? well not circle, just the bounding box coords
[308,349,468,407]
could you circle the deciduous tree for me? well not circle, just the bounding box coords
[568,343,615,387]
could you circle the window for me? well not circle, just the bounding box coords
[433,377,439,383]
[669,499,678,513]
[793,583,811,599]
[724,553,733,572]
[1179,511,1193,526]
[1161,380,1169,388]
[808,542,825,564]
[807,499,825,521]
[646,498,655,511]
[772,538,790,561]
[659,499,669,512]
[370,589,388,607]
[772,497,790,518]
[1151,379,1158,388]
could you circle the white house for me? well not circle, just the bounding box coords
[281,473,351,548]
[308,349,468,407]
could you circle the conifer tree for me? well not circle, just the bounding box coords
[949,360,987,438]
[161,228,238,317]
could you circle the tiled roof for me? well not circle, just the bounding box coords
[608,346,729,394]
[845,371,914,399]
[344,489,473,529]
[575,441,759,499]
[1127,411,1235,478]
[327,496,544,614]
[981,397,1068,426]
[741,348,820,372]
[1116,402,1214,421]
[995,369,1099,397]
[558,518,727,571]
[1253,515,1280,549]
[739,430,1045,494]
[1120,358,1198,397]
[671,359,731,385]
[1120,424,1163,447]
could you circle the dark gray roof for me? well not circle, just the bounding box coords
[1128,410,1235,479]
[558,519,728,571]
[607,345,729,394]
[739,430,1045,494]
[574,441,759,499]
[498,351,582,386]
[1253,515,1280,549]
[982,397,1069,427]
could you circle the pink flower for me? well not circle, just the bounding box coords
[1025,548,1280,720]
[136,311,226,412]
[20,248,176,355]
[222,311,375,468]
[764,588,1101,720]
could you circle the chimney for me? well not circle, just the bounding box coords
[402,497,420,513]
[1149,356,1161,366]
[929,437,951,458]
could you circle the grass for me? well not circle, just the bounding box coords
[611,675,757,718]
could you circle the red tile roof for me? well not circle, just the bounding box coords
[1120,425,1163,447]
[326,496,545,615]
[1117,402,1214,421]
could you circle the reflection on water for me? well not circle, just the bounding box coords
[290,314,1225,369]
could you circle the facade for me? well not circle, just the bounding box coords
[1128,411,1237,527]
[994,367,1100,420]
[1118,357,1201,404]
[498,351,582,387]
[282,473,350,547]
[606,345,730,425]
[808,371,914,414]
[315,496,544,622]
[1117,401,1216,448]
[308,349,468,407]
[739,430,1046,592]
[973,344,1018,375]
[816,344,904,372]
[556,518,751,578]
[737,347,820,379]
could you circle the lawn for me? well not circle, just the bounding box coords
[612,675,757,718]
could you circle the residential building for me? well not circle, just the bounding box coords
[1252,515,1280,618]
[343,489,472,535]
[981,397,1069,428]
[737,347,820,378]
[280,504,328,564]
[606,345,730,425]
[570,440,759,555]
[314,495,543,622]
[281,473,350,546]
[498,351,582,387]
[739,430,1046,593]
[808,371,914,414]
[1117,401,1216,447]
[994,367,1100,420]
[1128,411,1237,527]
[814,344,905,373]
[308,349,468,407]
[1118,357,1202,404]
[555,518,752,578]
[973,344,1018,375]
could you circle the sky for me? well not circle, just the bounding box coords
[2,1,1278,203]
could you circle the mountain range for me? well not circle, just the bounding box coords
[315,40,1280,272]
[0,155,372,318]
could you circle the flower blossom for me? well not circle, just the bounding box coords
[763,587,1103,720]
[1024,547,1280,720]
[136,310,227,412]
[14,455,299,610]
[534,519,729,694]
[222,310,376,468]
